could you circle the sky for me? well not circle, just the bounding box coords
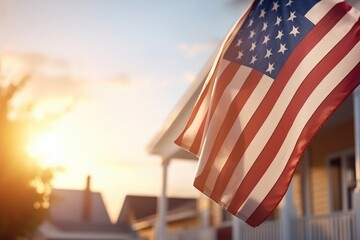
[0,0,250,222]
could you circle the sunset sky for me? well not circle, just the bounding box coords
[0,0,250,221]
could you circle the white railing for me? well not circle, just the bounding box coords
[291,211,356,240]
[166,227,216,240]
[239,220,281,240]
[166,211,355,240]
[166,221,280,240]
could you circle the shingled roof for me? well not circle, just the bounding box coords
[117,195,197,230]
[36,182,134,240]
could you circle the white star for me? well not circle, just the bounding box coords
[275,16,282,26]
[249,30,256,39]
[250,55,258,64]
[290,25,300,37]
[286,0,293,7]
[250,42,257,51]
[248,18,254,28]
[262,35,270,45]
[275,30,284,40]
[288,11,297,22]
[259,0,265,5]
[272,1,280,11]
[235,38,243,47]
[278,43,288,54]
[264,49,273,58]
[262,22,268,31]
[259,9,266,18]
[266,63,275,74]
[237,51,244,60]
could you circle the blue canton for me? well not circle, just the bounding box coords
[224,0,320,79]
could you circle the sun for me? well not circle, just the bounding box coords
[27,131,65,168]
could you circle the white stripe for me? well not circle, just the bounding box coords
[196,63,252,177]
[238,41,360,219]
[180,60,229,150]
[306,0,344,24]
[204,74,273,196]
[350,5,360,20]
[218,8,357,208]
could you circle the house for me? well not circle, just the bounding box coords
[35,176,134,240]
[147,1,360,239]
[148,59,360,240]
[117,195,198,240]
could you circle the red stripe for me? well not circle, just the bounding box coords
[209,63,241,120]
[194,67,263,192]
[226,19,360,215]
[189,63,242,155]
[246,61,360,227]
[210,2,351,204]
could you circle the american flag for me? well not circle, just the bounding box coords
[175,0,360,227]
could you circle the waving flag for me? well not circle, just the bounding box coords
[175,0,360,227]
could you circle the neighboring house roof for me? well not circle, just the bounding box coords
[38,221,131,240]
[117,195,197,230]
[50,188,112,225]
[36,182,134,240]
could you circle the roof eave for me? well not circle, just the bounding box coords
[147,55,215,161]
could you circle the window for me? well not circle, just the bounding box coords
[329,157,342,211]
[328,152,356,212]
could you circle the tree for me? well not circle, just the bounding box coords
[0,73,53,239]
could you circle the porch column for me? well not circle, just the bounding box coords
[302,149,312,240]
[280,180,297,240]
[302,149,312,217]
[156,158,169,240]
[353,86,360,240]
[198,195,211,227]
[232,215,243,240]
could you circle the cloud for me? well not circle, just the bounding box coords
[98,74,133,90]
[1,52,68,78]
[1,51,136,99]
[24,58,81,98]
[1,51,149,121]
[0,52,83,120]
[183,71,196,83]
[83,74,140,102]
[178,41,217,58]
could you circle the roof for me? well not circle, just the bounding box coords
[50,220,130,234]
[117,195,197,229]
[50,188,112,225]
[37,188,133,240]
[147,52,215,161]
[38,222,132,240]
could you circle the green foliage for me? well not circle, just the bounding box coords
[0,76,53,240]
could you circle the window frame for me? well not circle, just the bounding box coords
[327,149,355,212]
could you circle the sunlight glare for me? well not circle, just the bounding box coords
[27,132,65,168]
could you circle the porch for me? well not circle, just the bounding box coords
[147,58,360,239]
[166,211,355,240]
[147,1,360,239]
[147,60,360,240]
